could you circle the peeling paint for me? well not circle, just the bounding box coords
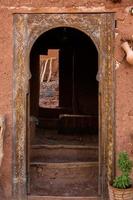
[115,60,121,69]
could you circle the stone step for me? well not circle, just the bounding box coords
[28,196,100,200]
[29,162,98,196]
[30,144,98,162]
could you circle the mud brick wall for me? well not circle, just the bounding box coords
[0,0,133,199]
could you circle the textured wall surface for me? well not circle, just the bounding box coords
[0,0,133,199]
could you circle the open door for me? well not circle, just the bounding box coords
[29,27,99,197]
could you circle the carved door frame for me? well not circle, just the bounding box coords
[13,13,115,200]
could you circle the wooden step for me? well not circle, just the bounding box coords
[30,162,98,196]
[39,107,72,118]
[38,118,59,129]
[32,128,98,146]
[59,114,98,134]
[30,144,98,162]
[28,196,100,200]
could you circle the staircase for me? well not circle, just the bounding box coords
[29,117,99,200]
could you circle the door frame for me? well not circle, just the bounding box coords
[13,13,115,200]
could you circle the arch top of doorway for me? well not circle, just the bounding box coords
[21,12,109,55]
[29,26,99,57]
[28,24,100,55]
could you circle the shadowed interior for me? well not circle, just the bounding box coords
[29,27,99,197]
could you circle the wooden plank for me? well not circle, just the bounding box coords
[30,161,98,168]
[28,196,100,200]
[31,144,98,149]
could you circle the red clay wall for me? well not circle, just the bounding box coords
[0,0,133,199]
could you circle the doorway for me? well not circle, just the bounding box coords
[29,27,98,197]
[13,13,115,200]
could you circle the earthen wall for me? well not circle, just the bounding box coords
[0,0,133,199]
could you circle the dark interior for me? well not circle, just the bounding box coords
[30,27,98,117]
[29,27,99,197]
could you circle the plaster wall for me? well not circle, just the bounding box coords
[0,0,133,199]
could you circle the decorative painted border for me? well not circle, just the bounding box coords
[13,13,115,200]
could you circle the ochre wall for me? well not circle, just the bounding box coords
[0,0,133,199]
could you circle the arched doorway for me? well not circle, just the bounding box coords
[13,13,115,200]
[29,27,99,197]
